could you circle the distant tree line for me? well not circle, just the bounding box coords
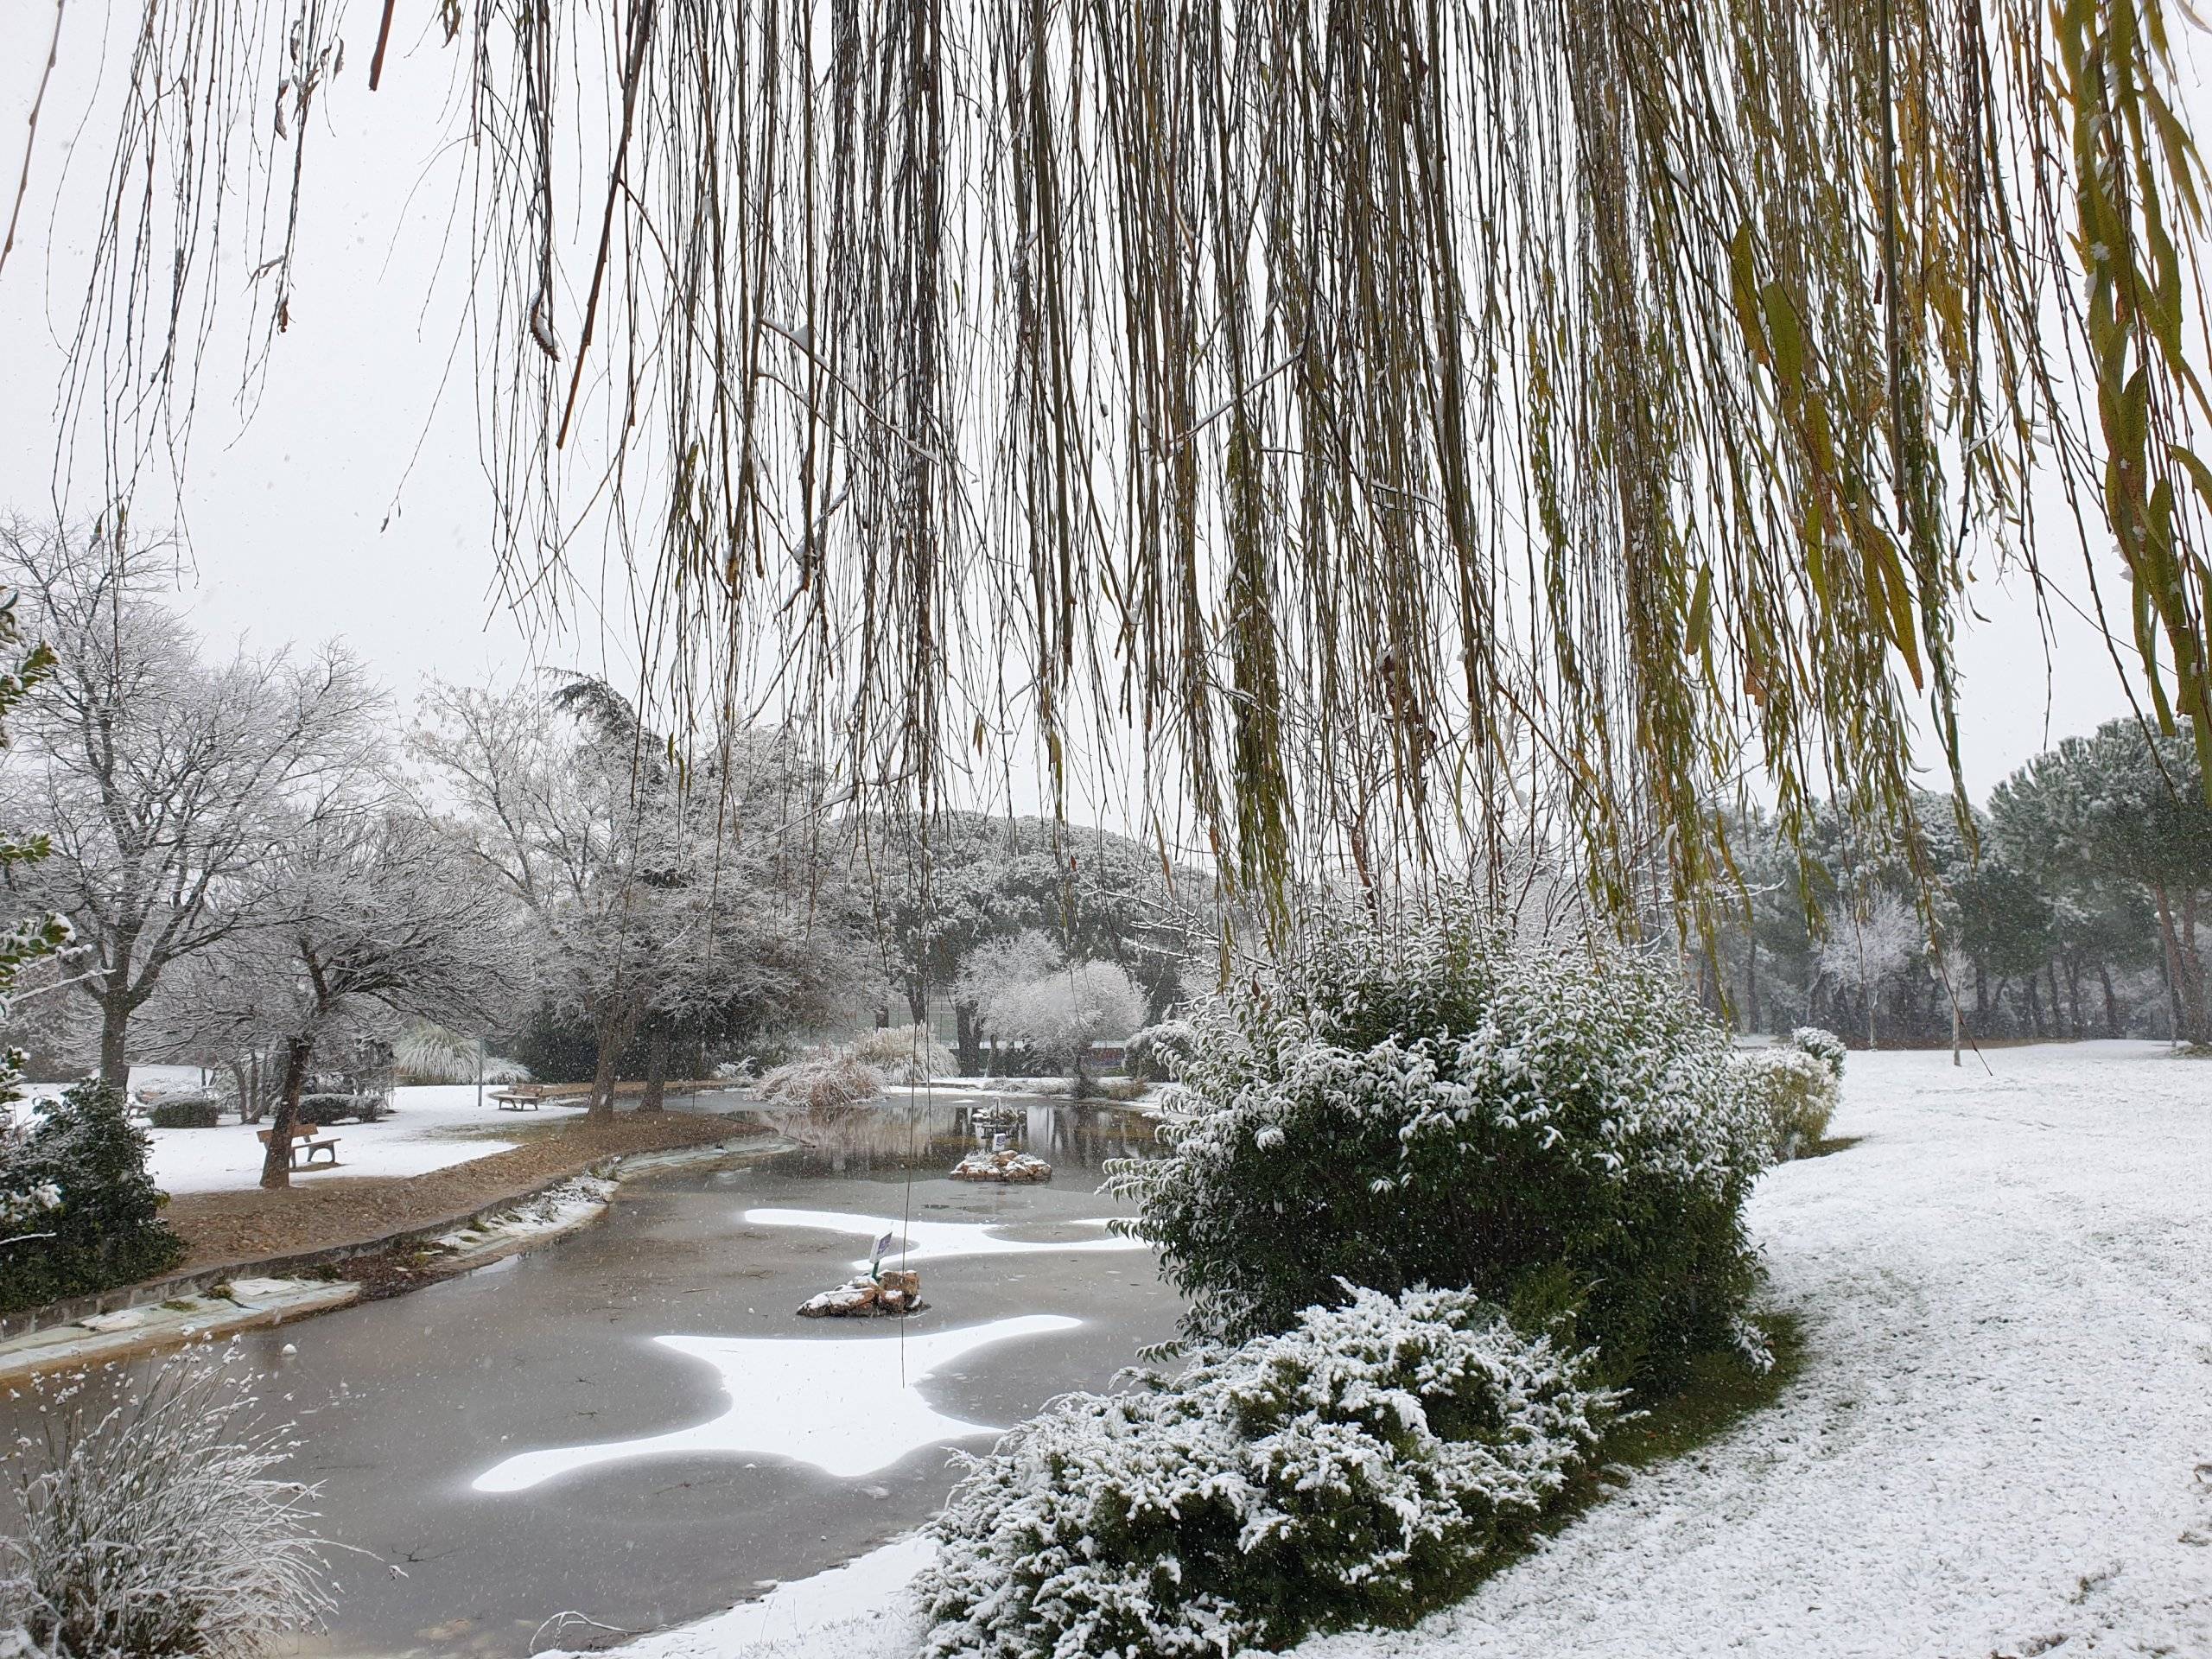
[1700,723,2211,1048]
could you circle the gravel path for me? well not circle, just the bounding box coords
[162,1109,761,1273]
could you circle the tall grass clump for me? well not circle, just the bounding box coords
[849,1024,957,1084]
[756,1052,887,1112]
[1736,1027,1844,1159]
[0,1346,334,1659]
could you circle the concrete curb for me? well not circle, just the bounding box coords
[0,1278,365,1385]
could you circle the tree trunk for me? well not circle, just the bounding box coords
[955,1002,982,1075]
[2047,960,2067,1039]
[2151,881,2207,1046]
[227,1059,256,1124]
[259,1035,315,1191]
[2098,961,2122,1038]
[589,1032,621,1123]
[1744,937,1759,1034]
[98,997,131,1091]
[2024,975,2044,1037]
[639,1030,671,1112]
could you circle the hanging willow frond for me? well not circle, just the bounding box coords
[53,0,2212,930]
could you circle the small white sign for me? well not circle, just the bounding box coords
[872,1230,896,1262]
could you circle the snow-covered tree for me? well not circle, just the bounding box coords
[861,813,1197,1072]
[0,523,381,1087]
[245,804,521,1188]
[1815,892,1925,1048]
[973,947,1146,1072]
[1993,721,2212,1046]
[411,679,866,1117]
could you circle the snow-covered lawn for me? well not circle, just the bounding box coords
[153,1084,527,1193]
[13,1079,527,1194]
[588,1040,2212,1659]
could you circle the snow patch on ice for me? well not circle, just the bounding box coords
[472,1314,1081,1492]
[741,1208,1147,1273]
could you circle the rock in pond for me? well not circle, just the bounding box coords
[797,1269,925,1318]
[950,1148,1053,1184]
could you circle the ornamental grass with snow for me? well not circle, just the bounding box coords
[1,1346,333,1659]
[1108,913,1776,1389]
[918,1285,1617,1659]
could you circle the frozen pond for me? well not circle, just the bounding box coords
[12,1097,1179,1659]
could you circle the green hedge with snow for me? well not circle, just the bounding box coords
[918,1285,1616,1659]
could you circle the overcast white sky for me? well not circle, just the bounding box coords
[0,7,2184,808]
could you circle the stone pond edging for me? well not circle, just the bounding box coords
[0,1135,797,1382]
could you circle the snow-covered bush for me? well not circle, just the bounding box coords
[1783,1025,1847,1082]
[1122,1019,1196,1083]
[918,1284,1616,1659]
[144,1094,223,1129]
[294,1093,391,1127]
[850,1023,957,1084]
[1109,912,1772,1388]
[0,1345,333,1659]
[0,1083,183,1314]
[1736,1045,1837,1159]
[757,1052,886,1111]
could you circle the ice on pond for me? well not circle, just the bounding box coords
[743,1207,1151,1272]
[470,1314,1080,1492]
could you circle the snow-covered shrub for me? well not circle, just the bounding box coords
[294,1093,391,1127]
[756,1052,886,1112]
[1735,1046,1837,1159]
[1122,1019,1196,1083]
[1109,912,1772,1388]
[850,1023,957,1084]
[918,1284,1616,1659]
[0,1083,183,1314]
[1783,1025,1847,1081]
[144,1094,222,1129]
[0,1345,333,1659]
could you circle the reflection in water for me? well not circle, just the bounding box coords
[751,1095,1157,1178]
[470,1314,1081,1491]
[743,1207,1150,1272]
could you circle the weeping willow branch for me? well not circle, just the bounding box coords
[48,0,2212,933]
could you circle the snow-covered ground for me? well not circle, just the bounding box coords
[11,1079,527,1193]
[575,1040,2212,1659]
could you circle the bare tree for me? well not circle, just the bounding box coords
[0,523,383,1089]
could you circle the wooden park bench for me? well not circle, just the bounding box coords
[490,1084,591,1110]
[257,1127,340,1169]
[487,1079,736,1110]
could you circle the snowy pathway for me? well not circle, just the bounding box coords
[1303,1041,2212,1659]
[590,1043,2212,1659]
